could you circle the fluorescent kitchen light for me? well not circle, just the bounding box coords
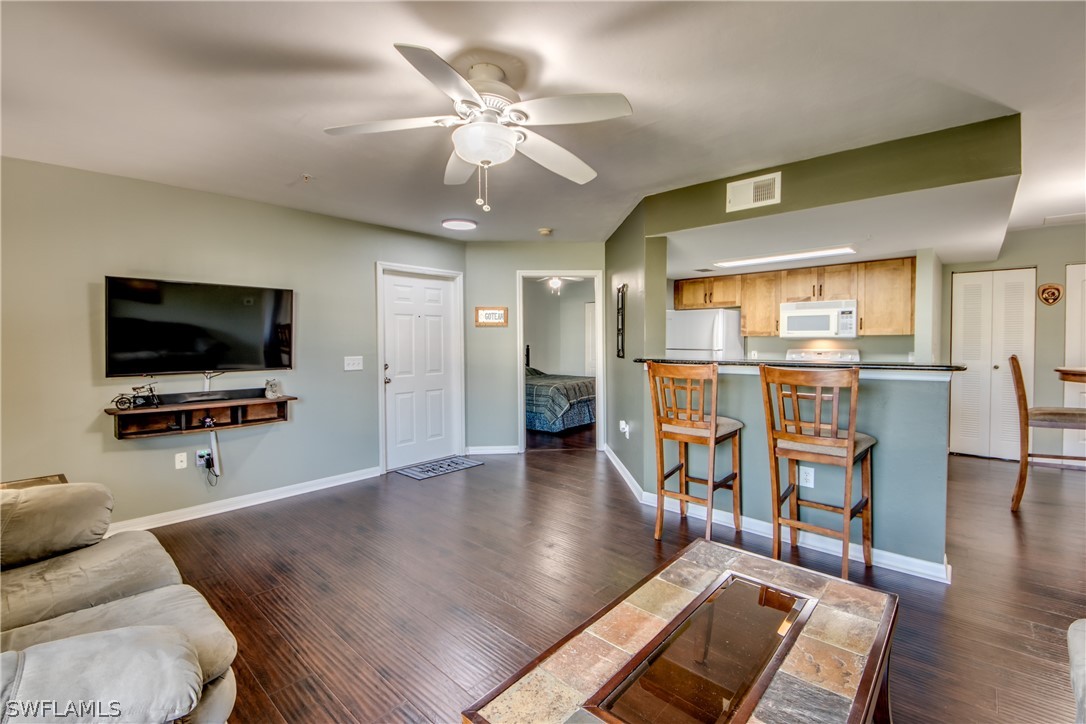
[714,246,855,269]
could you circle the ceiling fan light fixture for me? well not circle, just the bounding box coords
[548,277,563,290]
[441,218,477,231]
[452,122,519,167]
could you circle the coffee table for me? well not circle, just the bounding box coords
[463,539,897,724]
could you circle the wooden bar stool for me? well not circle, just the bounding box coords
[1009,354,1086,511]
[759,364,875,580]
[647,362,742,541]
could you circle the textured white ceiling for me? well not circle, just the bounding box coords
[2,2,1083,250]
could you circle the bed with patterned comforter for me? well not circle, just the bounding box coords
[524,367,596,433]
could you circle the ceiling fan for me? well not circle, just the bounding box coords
[325,44,632,193]
[535,275,584,295]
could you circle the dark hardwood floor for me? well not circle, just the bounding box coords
[152,451,1085,723]
[525,423,596,451]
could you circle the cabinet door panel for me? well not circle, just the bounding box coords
[819,264,857,301]
[675,279,709,309]
[709,276,741,307]
[858,258,914,335]
[780,268,818,303]
[741,272,780,336]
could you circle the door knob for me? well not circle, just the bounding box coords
[384,376,392,384]
[993,365,1000,370]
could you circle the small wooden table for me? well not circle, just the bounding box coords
[463,540,898,724]
[1056,367,1086,384]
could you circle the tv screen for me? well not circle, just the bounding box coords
[105,276,293,378]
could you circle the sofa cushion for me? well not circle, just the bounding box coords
[0,483,113,569]
[1,585,236,685]
[0,626,202,723]
[184,668,237,724]
[1,531,182,631]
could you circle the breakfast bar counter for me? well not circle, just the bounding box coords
[633,358,964,581]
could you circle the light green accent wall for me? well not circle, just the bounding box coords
[1,158,465,521]
[605,203,653,483]
[941,224,1086,454]
[644,115,1021,236]
[913,249,943,364]
[523,281,560,373]
[463,242,604,447]
[557,282,595,376]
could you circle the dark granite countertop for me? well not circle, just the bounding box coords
[634,357,965,372]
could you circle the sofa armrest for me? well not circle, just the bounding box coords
[0,474,69,490]
[1,626,203,723]
[1,483,113,569]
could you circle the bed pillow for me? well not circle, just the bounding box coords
[525,366,546,377]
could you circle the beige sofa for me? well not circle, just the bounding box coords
[0,476,237,722]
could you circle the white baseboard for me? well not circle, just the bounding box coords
[465,445,520,455]
[1031,455,1086,470]
[602,445,951,584]
[106,467,382,536]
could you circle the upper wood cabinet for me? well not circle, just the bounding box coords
[780,264,857,302]
[740,271,781,336]
[858,258,914,335]
[674,275,741,309]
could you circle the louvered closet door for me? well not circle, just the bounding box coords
[951,272,994,456]
[950,269,1036,458]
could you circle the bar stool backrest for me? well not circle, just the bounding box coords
[647,362,719,438]
[760,365,861,462]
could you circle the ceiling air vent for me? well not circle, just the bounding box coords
[726,171,781,213]
[694,268,715,273]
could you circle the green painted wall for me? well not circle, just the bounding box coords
[645,115,1021,236]
[463,242,604,448]
[941,223,1086,454]
[1,158,465,521]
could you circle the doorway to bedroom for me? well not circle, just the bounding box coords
[516,270,604,453]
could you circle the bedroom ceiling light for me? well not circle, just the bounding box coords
[714,246,855,269]
[548,277,563,295]
[441,218,477,231]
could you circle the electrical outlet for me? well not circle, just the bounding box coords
[343,355,364,371]
[196,449,212,469]
[174,452,187,470]
[799,466,814,488]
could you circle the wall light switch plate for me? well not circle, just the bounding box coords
[344,356,364,371]
[799,467,814,488]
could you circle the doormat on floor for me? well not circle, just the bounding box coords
[394,456,483,480]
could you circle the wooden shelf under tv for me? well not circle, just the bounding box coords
[104,396,298,440]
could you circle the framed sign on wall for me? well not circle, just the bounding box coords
[616,284,628,358]
[475,306,508,327]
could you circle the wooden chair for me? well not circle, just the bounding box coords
[647,362,742,541]
[1009,354,1086,511]
[759,365,874,580]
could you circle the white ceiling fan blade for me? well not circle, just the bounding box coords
[324,116,458,136]
[505,94,632,126]
[517,129,597,185]
[444,152,476,185]
[394,43,485,108]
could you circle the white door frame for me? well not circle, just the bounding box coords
[515,270,607,453]
[376,262,466,472]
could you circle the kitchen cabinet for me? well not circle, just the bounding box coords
[857,258,914,335]
[674,275,741,309]
[780,264,857,302]
[740,271,780,336]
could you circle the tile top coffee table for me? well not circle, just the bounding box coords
[463,539,898,724]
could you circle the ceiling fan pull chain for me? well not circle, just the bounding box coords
[483,164,491,212]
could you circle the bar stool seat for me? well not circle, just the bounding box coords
[759,364,874,580]
[647,362,742,542]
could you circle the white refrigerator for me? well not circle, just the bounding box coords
[665,309,744,361]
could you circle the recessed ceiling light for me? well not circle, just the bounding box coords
[714,246,855,269]
[442,219,477,231]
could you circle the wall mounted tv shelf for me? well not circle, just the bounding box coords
[104,388,297,440]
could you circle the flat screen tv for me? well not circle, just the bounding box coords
[105,276,294,378]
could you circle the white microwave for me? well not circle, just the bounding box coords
[779,300,858,338]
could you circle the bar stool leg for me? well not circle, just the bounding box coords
[787,459,799,551]
[841,461,855,580]
[679,442,688,519]
[1011,427,1030,512]
[704,438,716,541]
[862,452,873,567]
[654,434,666,541]
[769,453,782,560]
[731,431,742,532]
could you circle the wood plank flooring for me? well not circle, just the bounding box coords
[152,451,1085,723]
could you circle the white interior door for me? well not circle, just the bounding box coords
[585,302,597,376]
[950,272,994,456]
[950,268,1035,459]
[383,272,457,469]
[1065,263,1086,457]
